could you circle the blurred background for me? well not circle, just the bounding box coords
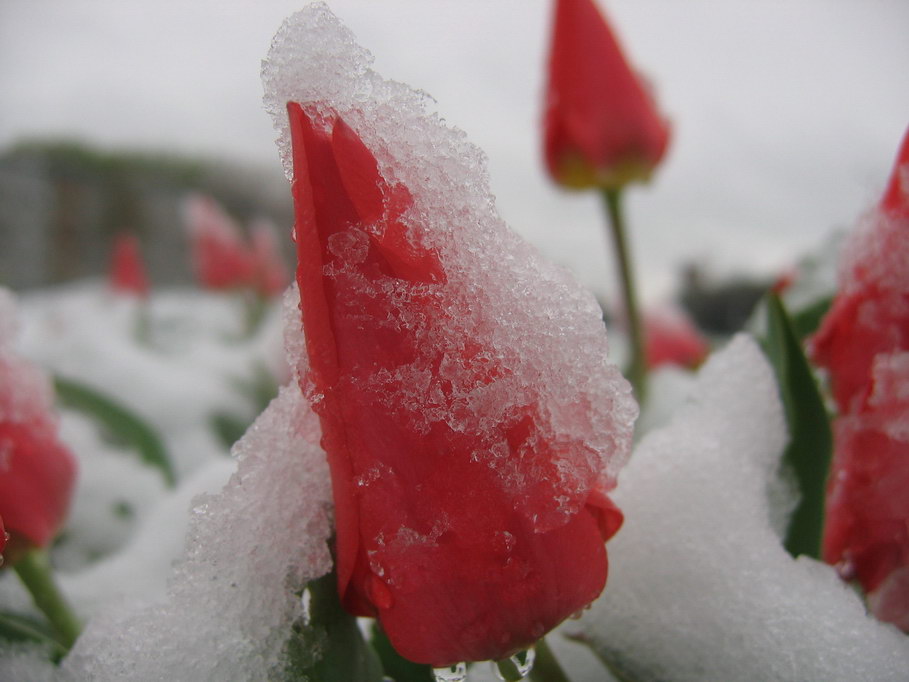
[2,0,908,327]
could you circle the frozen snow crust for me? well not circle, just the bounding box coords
[577,336,909,681]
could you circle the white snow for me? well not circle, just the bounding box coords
[574,335,909,682]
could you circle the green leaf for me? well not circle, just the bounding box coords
[0,610,68,662]
[761,293,833,559]
[370,622,434,682]
[53,375,176,488]
[283,571,383,682]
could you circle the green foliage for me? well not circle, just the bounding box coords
[283,571,383,682]
[53,375,176,488]
[0,610,67,662]
[760,294,833,559]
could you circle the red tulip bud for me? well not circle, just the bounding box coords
[109,232,150,298]
[287,102,632,666]
[644,307,708,370]
[544,0,670,190]
[184,194,256,291]
[0,290,77,560]
[811,125,909,631]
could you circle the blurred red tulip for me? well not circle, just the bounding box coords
[644,307,708,369]
[812,128,909,413]
[184,194,256,290]
[249,219,290,298]
[811,125,909,631]
[544,0,670,190]
[109,232,150,297]
[287,102,629,666]
[0,290,77,558]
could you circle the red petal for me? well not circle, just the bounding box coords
[0,421,77,549]
[544,0,670,188]
[288,103,616,664]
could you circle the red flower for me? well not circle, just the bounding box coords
[287,102,631,666]
[812,128,909,413]
[544,0,670,189]
[0,290,77,558]
[249,219,290,298]
[644,306,709,370]
[823,355,909,631]
[184,194,256,290]
[109,232,150,298]
[811,126,909,630]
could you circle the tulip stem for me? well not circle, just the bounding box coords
[601,188,646,402]
[14,549,81,650]
[528,637,571,682]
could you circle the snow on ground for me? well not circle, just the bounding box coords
[3,281,908,680]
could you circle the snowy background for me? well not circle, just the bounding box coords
[2,0,908,301]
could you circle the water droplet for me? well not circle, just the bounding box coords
[836,558,856,581]
[491,647,535,680]
[300,587,312,625]
[366,573,394,610]
[512,647,535,677]
[290,226,298,243]
[432,662,467,682]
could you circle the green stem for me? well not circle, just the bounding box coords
[14,549,81,649]
[528,637,571,682]
[601,188,646,403]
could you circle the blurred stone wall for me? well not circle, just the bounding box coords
[0,141,293,290]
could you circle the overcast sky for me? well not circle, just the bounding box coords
[2,0,908,302]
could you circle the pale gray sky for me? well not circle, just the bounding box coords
[2,0,908,301]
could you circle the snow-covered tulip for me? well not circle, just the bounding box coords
[544,0,670,190]
[285,102,633,667]
[811,126,909,630]
[184,194,255,290]
[812,128,909,413]
[108,232,150,297]
[644,306,709,370]
[0,289,77,558]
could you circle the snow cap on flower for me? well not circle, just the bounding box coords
[109,232,150,297]
[183,193,255,290]
[0,287,77,552]
[544,0,670,190]
[264,4,636,667]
